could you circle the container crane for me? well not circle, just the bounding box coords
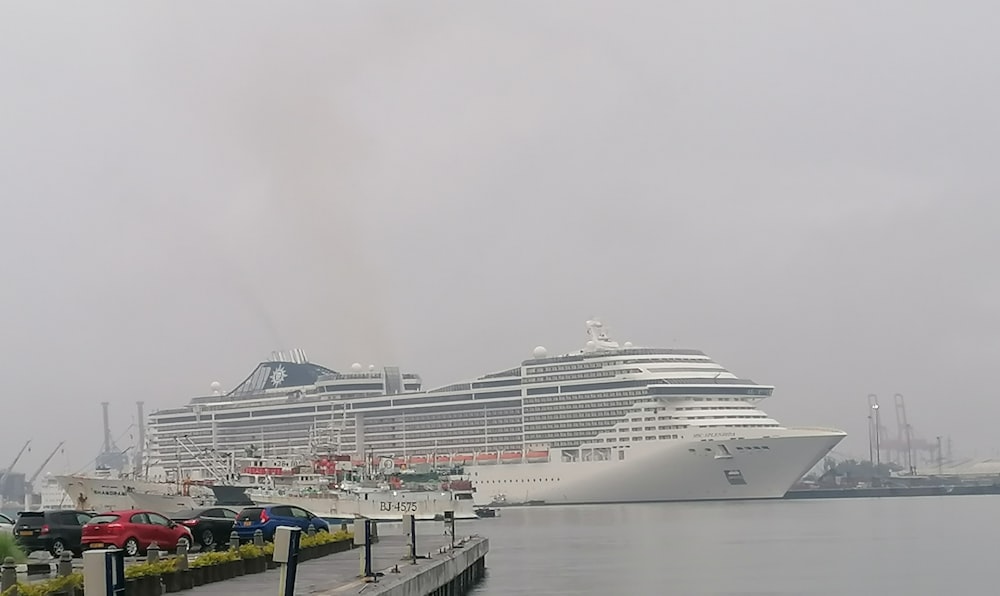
[0,440,31,490]
[24,442,65,511]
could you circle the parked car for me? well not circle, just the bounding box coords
[82,510,193,557]
[233,505,329,541]
[0,513,13,534]
[14,510,93,557]
[168,507,239,550]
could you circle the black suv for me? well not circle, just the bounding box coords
[14,510,94,557]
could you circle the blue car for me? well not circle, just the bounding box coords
[233,505,330,541]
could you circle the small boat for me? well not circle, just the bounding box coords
[474,507,499,518]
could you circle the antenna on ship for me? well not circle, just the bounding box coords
[584,319,620,352]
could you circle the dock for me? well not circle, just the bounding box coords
[183,531,487,596]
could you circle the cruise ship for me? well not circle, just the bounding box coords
[148,322,846,506]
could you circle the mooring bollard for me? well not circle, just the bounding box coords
[230,531,240,550]
[147,543,161,563]
[59,551,74,577]
[176,542,189,571]
[253,529,265,547]
[307,524,316,537]
[1,557,17,594]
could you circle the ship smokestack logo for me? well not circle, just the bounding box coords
[269,365,288,387]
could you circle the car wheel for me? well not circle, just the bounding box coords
[317,526,328,533]
[50,538,67,557]
[123,537,140,557]
[200,529,214,549]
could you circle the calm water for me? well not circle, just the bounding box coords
[461,497,996,595]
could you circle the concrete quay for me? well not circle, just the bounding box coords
[184,531,487,596]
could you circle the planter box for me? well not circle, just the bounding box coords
[180,570,193,590]
[234,559,245,576]
[127,575,160,596]
[246,557,266,574]
[266,556,278,570]
[162,571,183,593]
[191,567,205,586]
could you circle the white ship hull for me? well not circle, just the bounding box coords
[469,428,844,506]
[54,475,200,512]
[127,492,205,514]
[252,492,478,521]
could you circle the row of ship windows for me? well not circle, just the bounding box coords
[522,370,623,384]
[366,408,521,425]
[525,430,602,440]
[525,390,648,405]
[365,419,524,433]
[366,428,525,442]
[524,396,642,412]
[524,361,604,374]
[621,425,687,432]
[675,405,757,411]
[368,441,525,452]
[678,415,769,420]
[524,410,630,423]
[474,478,561,484]
[523,420,616,431]
[524,388,648,407]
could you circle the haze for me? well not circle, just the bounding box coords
[1,2,997,475]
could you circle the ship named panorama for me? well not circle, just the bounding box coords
[148,321,846,506]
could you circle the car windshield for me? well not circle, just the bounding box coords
[88,515,120,524]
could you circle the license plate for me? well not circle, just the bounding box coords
[19,530,32,536]
[90,543,104,549]
[243,520,251,526]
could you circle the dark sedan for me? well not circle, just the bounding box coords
[168,507,239,550]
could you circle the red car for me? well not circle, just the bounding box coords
[82,510,193,557]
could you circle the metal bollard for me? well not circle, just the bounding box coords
[1,557,17,594]
[307,524,316,537]
[176,542,189,571]
[253,529,264,547]
[147,543,160,563]
[229,531,240,550]
[59,551,74,577]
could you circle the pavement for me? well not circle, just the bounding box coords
[185,529,461,596]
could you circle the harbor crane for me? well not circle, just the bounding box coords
[0,440,31,490]
[24,442,65,510]
[893,394,917,475]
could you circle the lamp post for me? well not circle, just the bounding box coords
[867,412,874,464]
[872,403,881,469]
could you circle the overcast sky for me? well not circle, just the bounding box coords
[2,2,998,477]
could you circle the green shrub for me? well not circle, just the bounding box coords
[1,572,83,596]
[190,549,239,568]
[124,557,178,578]
[0,533,27,563]
[300,529,352,548]
[237,543,263,559]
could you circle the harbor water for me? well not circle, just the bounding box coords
[466,496,995,595]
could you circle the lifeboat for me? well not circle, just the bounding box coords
[476,452,499,464]
[526,450,549,463]
[500,451,523,463]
